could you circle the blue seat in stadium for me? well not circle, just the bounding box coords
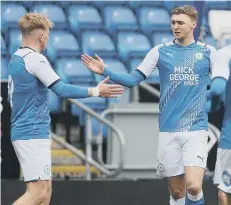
[204,1,229,11]
[71,98,109,137]
[94,58,130,103]
[55,58,94,85]
[9,30,22,55]
[1,57,8,81]
[128,1,164,10]
[1,34,7,55]
[163,1,194,12]
[103,6,138,36]
[54,0,72,10]
[68,5,103,34]
[152,32,174,46]
[139,7,171,35]
[204,36,218,49]
[117,32,151,63]
[20,2,34,10]
[46,30,80,63]
[92,1,128,10]
[1,3,27,33]
[71,97,107,125]
[91,115,108,138]
[224,37,231,46]
[82,31,116,57]
[33,4,67,29]
[74,110,109,138]
[49,90,61,114]
[55,0,72,10]
[78,98,107,111]
[94,58,128,83]
[130,58,160,84]
[202,15,210,34]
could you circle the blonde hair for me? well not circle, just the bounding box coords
[172,5,198,22]
[19,12,54,36]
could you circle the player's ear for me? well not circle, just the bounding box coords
[192,21,197,29]
[39,32,44,42]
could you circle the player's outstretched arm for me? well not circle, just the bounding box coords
[210,46,230,96]
[28,54,123,99]
[50,77,124,98]
[205,47,230,113]
[81,54,145,88]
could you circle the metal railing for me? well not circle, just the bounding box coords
[130,81,160,102]
[51,98,126,180]
[139,82,160,98]
[97,107,159,170]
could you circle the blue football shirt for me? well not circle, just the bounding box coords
[8,47,60,141]
[137,41,217,132]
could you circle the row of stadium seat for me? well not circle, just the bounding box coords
[1,3,172,36]
[1,56,160,84]
[2,29,221,64]
[5,1,231,14]
[2,2,231,38]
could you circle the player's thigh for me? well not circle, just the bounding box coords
[180,131,208,189]
[218,189,230,205]
[157,132,184,177]
[217,149,231,195]
[12,139,52,182]
[181,130,208,169]
[228,193,231,205]
[27,179,52,194]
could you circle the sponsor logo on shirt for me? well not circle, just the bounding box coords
[195,52,203,60]
[169,66,200,86]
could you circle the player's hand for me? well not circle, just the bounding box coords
[81,54,105,75]
[210,77,227,96]
[204,90,221,113]
[97,77,124,98]
[205,77,227,113]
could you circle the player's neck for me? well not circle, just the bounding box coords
[175,36,195,47]
[21,40,41,53]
